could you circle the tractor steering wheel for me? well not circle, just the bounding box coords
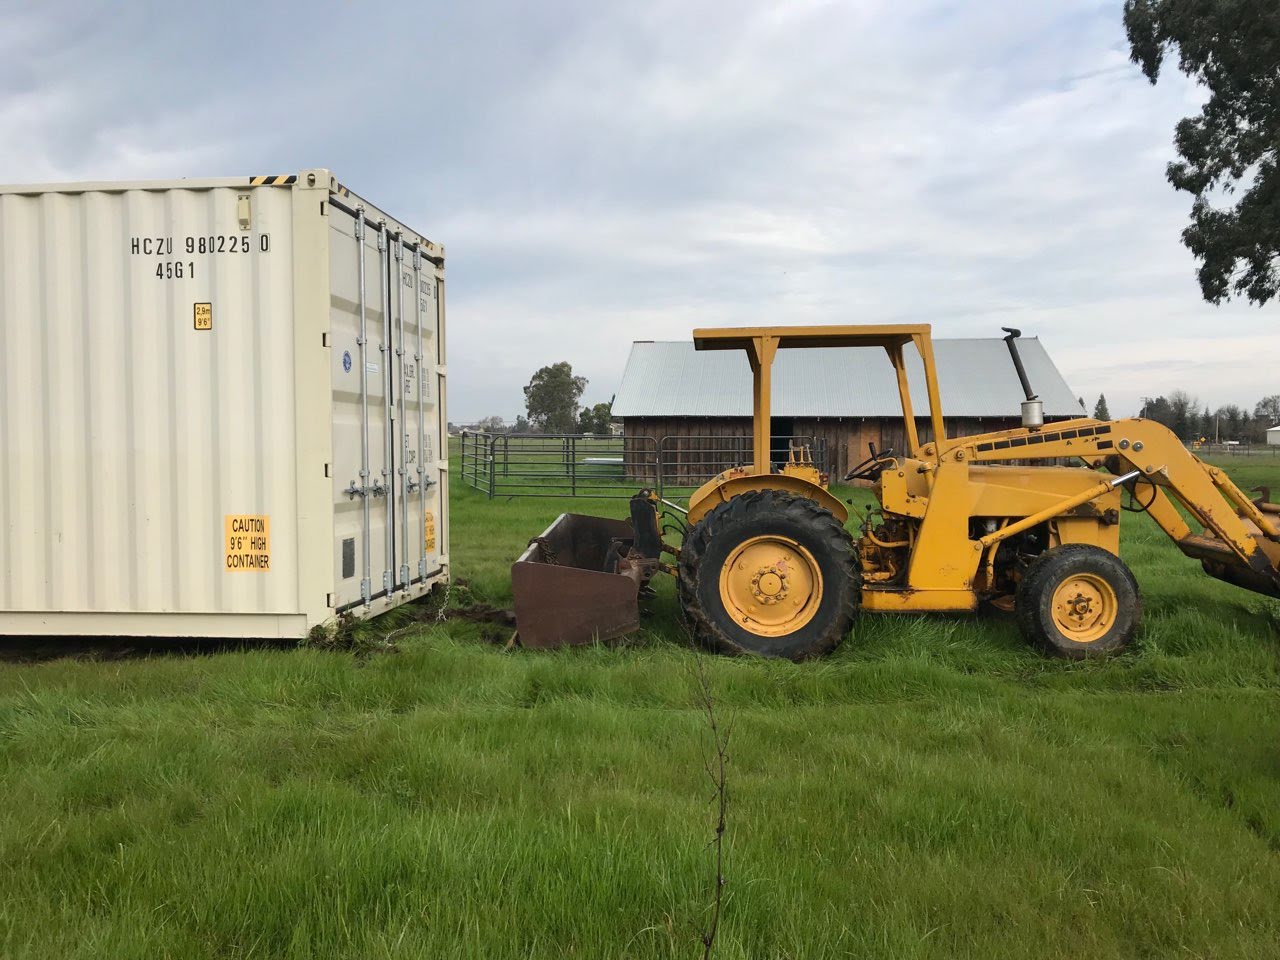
[843,443,895,483]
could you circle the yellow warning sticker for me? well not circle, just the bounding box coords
[225,515,270,572]
[424,511,436,552]
[194,302,213,331]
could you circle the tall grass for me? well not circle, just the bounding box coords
[0,454,1276,958]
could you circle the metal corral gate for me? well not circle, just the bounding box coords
[458,432,828,499]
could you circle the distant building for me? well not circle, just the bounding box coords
[611,337,1084,480]
[1267,425,1280,446]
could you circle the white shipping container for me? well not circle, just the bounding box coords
[0,169,449,638]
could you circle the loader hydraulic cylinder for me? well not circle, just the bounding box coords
[978,470,1140,549]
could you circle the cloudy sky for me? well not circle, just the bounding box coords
[2,0,1273,422]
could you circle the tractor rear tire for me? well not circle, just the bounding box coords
[677,490,858,661]
[1015,544,1140,659]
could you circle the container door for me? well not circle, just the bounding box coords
[422,260,444,579]
[330,207,443,611]
[387,234,413,592]
[373,226,400,597]
[417,249,444,581]
[329,206,395,605]
[388,237,443,590]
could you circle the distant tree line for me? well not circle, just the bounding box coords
[466,361,615,435]
[1094,390,1280,443]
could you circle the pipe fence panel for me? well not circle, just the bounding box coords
[655,435,828,496]
[458,432,828,500]
[1193,443,1280,458]
[459,432,659,499]
[457,431,1276,502]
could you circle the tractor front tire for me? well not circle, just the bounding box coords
[677,490,858,661]
[1015,544,1140,658]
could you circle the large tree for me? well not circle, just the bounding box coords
[1141,394,1174,427]
[1216,403,1244,439]
[1169,389,1198,440]
[1198,406,1213,440]
[577,401,614,435]
[523,362,587,434]
[1124,0,1280,304]
[1093,393,1112,420]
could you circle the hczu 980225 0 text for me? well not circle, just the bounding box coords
[129,235,271,254]
[130,234,273,280]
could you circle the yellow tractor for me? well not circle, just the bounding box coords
[512,324,1280,659]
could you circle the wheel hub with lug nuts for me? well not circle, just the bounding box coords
[751,566,789,605]
[719,535,824,637]
[1066,593,1093,619]
[1050,573,1117,643]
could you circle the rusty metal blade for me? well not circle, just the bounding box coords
[512,514,641,649]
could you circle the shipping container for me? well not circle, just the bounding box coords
[0,169,448,638]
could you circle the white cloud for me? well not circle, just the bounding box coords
[0,0,1269,422]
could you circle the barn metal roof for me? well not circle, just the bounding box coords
[612,337,1083,419]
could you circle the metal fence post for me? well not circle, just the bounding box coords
[654,436,663,499]
[487,434,496,500]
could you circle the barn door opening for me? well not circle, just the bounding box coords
[770,417,795,468]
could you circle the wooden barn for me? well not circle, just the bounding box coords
[611,337,1084,483]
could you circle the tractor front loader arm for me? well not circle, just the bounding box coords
[941,418,1280,599]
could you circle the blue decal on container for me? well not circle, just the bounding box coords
[342,350,352,373]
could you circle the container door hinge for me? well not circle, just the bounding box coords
[360,578,371,603]
[326,593,335,608]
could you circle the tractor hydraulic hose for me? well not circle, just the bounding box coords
[1121,476,1159,513]
[866,526,910,550]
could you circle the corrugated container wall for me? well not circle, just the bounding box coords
[0,170,449,638]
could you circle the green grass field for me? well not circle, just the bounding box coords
[1,456,1278,958]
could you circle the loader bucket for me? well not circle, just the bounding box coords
[512,513,643,649]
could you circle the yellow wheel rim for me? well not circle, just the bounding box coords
[718,536,823,637]
[1051,573,1118,643]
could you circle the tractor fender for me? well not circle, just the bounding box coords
[686,469,850,526]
